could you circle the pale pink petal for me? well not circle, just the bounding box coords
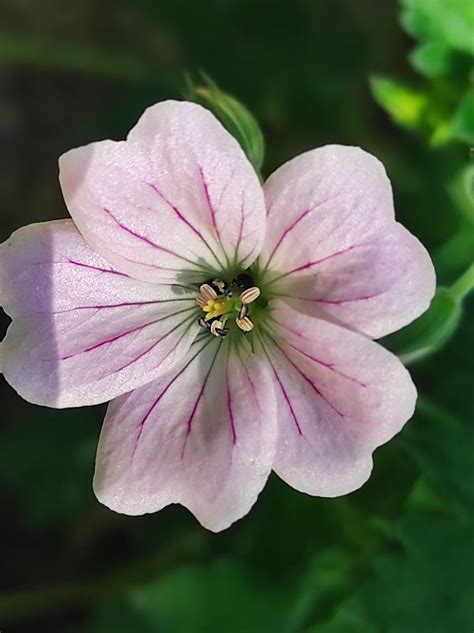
[260,300,417,497]
[59,101,266,284]
[94,338,277,532]
[259,146,435,338]
[0,221,197,407]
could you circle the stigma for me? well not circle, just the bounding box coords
[195,279,261,338]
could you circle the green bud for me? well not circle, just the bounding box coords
[185,72,265,175]
[384,264,474,365]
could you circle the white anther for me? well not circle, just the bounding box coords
[236,315,254,332]
[199,284,218,301]
[212,279,226,294]
[210,319,229,337]
[239,286,260,304]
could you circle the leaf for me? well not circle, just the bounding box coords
[383,288,461,364]
[452,90,474,144]
[409,41,454,77]
[93,559,288,633]
[447,163,474,224]
[400,0,474,55]
[370,76,428,132]
[0,408,100,527]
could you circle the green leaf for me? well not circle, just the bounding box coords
[401,0,474,55]
[452,90,474,144]
[96,559,288,633]
[384,263,474,364]
[0,408,100,527]
[409,41,454,77]
[370,76,428,132]
[186,73,265,174]
[447,163,474,224]
[383,288,461,364]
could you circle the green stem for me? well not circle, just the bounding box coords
[0,531,206,623]
[449,263,474,302]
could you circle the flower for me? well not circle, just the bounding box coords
[0,101,435,532]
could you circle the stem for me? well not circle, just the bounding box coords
[449,263,474,303]
[0,530,206,623]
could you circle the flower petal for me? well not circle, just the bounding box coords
[59,101,266,283]
[259,146,435,338]
[0,221,197,407]
[94,338,277,532]
[259,300,417,497]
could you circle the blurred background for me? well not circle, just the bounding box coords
[0,1,473,631]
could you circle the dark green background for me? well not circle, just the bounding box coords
[0,1,473,631]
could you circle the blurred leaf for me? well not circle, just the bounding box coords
[0,409,99,527]
[409,41,454,77]
[383,288,461,364]
[95,559,288,633]
[370,76,428,132]
[403,397,474,509]
[434,223,474,278]
[384,263,474,364]
[452,90,474,144]
[447,162,474,224]
[186,72,265,173]
[401,0,474,55]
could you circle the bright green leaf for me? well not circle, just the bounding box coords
[370,75,428,132]
[401,0,474,55]
[409,41,454,77]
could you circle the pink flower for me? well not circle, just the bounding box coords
[0,101,435,531]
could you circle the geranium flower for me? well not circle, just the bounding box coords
[0,101,435,531]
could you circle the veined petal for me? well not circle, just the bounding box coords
[59,101,266,283]
[94,338,277,532]
[259,146,435,338]
[259,300,417,497]
[0,221,197,407]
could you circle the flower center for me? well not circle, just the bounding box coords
[195,275,262,338]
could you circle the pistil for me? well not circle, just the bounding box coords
[196,278,262,338]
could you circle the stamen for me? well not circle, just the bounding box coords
[240,287,261,304]
[236,315,254,332]
[195,276,261,338]
[199,284,217,301]
[210,319,229,337]
[239,304,249,319]
[196,296,208,308]
[212,279,226,294]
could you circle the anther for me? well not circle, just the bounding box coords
[236,315,254,332]
[239,304,249,319]
[199,284,217,301]
[212,279,226,294]
[210,319,229,337]
[240,287,260,304]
